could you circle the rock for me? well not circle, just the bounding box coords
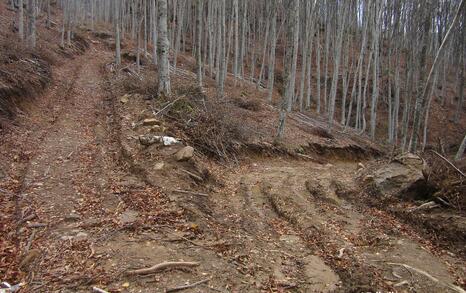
[371,153,425,196]
[175,146,194,161]
[154,162,165,170]
[149,125,166,133]
[161,136,180,146]
[119,94,130,104]
[64,213,81,222]
[119,210,139,225]
[142,118,161,126]
[74,232,88,241]
[357,162,365,170]
[80,218,101,228]
[139,135,180,146]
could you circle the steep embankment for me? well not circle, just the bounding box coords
[0,1,88,128]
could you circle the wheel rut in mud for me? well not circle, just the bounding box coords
[211,160,465,292]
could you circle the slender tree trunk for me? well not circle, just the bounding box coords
[277,0,299,138]
[316,27,321,113]
[115,0,121,65]
[328,4,348,129]
[158,0,171,95]
[18,0,24,40]
[370,0,382,139]
[267,0,277,103]
[152,0,158,65]
[455,133,466,161]
[196,0,203,87]
[27,0,36,48]
[233,0,239,83]
[285,0,300,112]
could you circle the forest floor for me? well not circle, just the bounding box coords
[1,34,465,293]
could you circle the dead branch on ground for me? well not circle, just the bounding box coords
[127,261,200,276]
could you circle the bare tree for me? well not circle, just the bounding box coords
[409,0,465,152]
[157,0,171,95]
[18,0,24,40]
[27,0,36,48]
[196,0,203,87]
[455,133,466,161]
[277,0,299,138]
[115,0,121,65]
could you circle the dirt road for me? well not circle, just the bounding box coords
[3,44,465,293]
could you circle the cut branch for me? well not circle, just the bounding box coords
[127,261,200,275]
[166,277,211,292]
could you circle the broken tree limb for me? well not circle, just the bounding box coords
[18,213,37,225]
[409,201,439,212]
[92,287,109,293]
[25,230,36,252]
[27,222,47,228]
[387,263,466,293]
[173,189,209,197]
[166,277,211,292]
[127,261,200,276]
[180,169,204,182]
[430,150,465,177]
[153,97,181,118]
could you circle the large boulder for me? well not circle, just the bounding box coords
[368,153,426,197]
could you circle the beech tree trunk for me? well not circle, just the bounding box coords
[157,0,171,95]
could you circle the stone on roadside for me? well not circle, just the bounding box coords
[175,146,194,161]
[370,153,425,197]
[74,232,88,241]
[119,210,139,225]
[142,118,161,126]
[119,94,130,104]
[154,162,165,170]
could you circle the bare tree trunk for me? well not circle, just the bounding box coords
[196,0,203,87]
[328,4,348,129]
[454,15,465,122]
[158,0,171,95]
[267,0,277,103]
[370,0,382,139]
[152,0,158,65]
[27,0,36,48]
[18,0,24,40]
[174,0,184,69]
[285,0,299,112]
[277,0,299,138]
[46,0,51,28]
[316,27,321,113]
[115,0,121,65]
[455,133,466,161]
[233,0,239,83]
[257,4,270,89]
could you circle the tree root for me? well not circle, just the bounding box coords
[387,262,466,293]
